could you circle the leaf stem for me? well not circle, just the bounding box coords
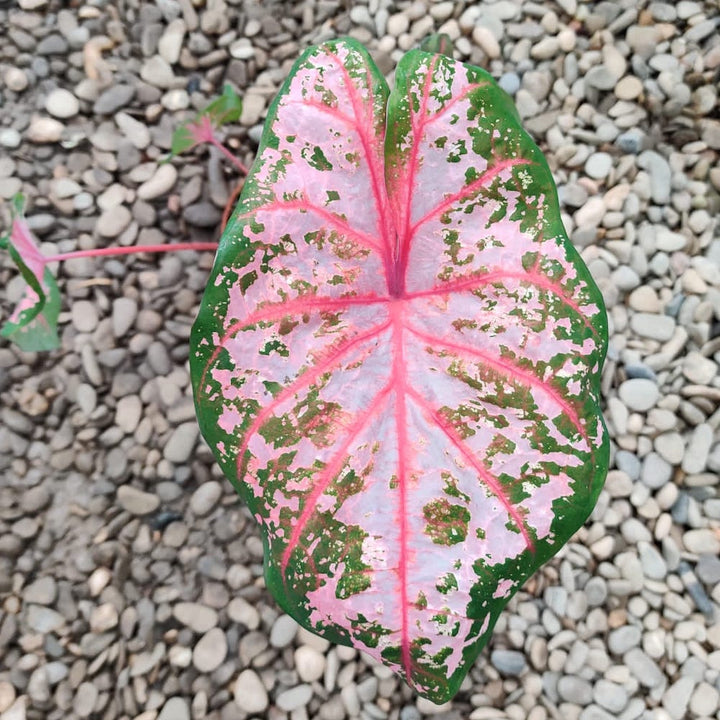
[209,136,250,175]
[44,242,219,263]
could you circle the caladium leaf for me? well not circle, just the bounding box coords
[0,195,60,352]
[169,83,243,157]
[191,39,608,702]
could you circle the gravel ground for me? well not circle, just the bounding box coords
[1,0,720,719]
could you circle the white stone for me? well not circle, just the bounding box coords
[45,88,79,119]
[276,684,313,712]
[662,676,695,720]
[137,164,178,200]
[158,697,190,720]
[158,19,186,64]
[115,112,151,150]
[683,529,720,555]
[618,378,659,412]
[629,312,675,341]
[27,116,64,143]
[682,424,713,474]
[234,670,268,713]
[690,682,720,716]
[294,645,326,683]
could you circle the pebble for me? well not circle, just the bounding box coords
[115,112,151,149]
[608,625,641,654]
[614,75,643,100]
[227,597,260,629]
[192,627,227,672]
[45,88,80,118]
[158,697,190,720]
[173,603,218,633]
[234,669,268,713]
[276,684,313,712]
[27,116,64,143]
[112,297,138,337]
[491,649,526,675]
[683,529,720,555]
[164,422,199,463]
[629,313,676,341]
[4,67,29,92]
[190,481,223,516]
[71,300,99,333]
[637,150,672,205]
[23,576,57,605]
[0,682,15,713]
[94,85,135,115]
[96,205,132,238]
[618,378,659,412]
[116,485,160,515]
[663,676,695,720]
[137,164,178,200]
[73,682,98,718]
[140,55,176,88]
[641,453,672,489]
[585,152,613,180]
[270,614,299,648]
[295,645,326,683]
[682,424,712,474]
[690,682,720,716]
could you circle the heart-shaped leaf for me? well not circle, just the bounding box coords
[1,195,60,352]
[191,39,608,702]
[169,83,243,157]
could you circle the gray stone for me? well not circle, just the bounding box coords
[117,485,160,515]
[270,614,299,648]
[641,453,672,489]
[624,648,664,687]
[112,297,137,338]
[173,602,218,634]
[190,481,222,516]
[73,682,98,718]
[26,605,66,633]
[23,576,57,605]
[637,150,671,205]
[638,541,667,579]
[608,625,641,654]
[96,204,132,238]
[94,85,135,115]
[164,422,199,463]
[193,627,227,672]
[491,649,526,675]
[618,378,659,412]
[558,675,593,704]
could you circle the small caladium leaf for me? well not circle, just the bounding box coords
[191,39,608,702]
[168,83,243,158]
[1,195,60,352]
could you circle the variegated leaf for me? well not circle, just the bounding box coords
[191,39,608,703]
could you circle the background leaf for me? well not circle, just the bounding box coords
[0,209,60,351]
[191,39,608,703]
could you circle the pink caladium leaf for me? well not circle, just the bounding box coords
[168,83,243,158]
[191,39,608,702]
[0,194,60,352]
